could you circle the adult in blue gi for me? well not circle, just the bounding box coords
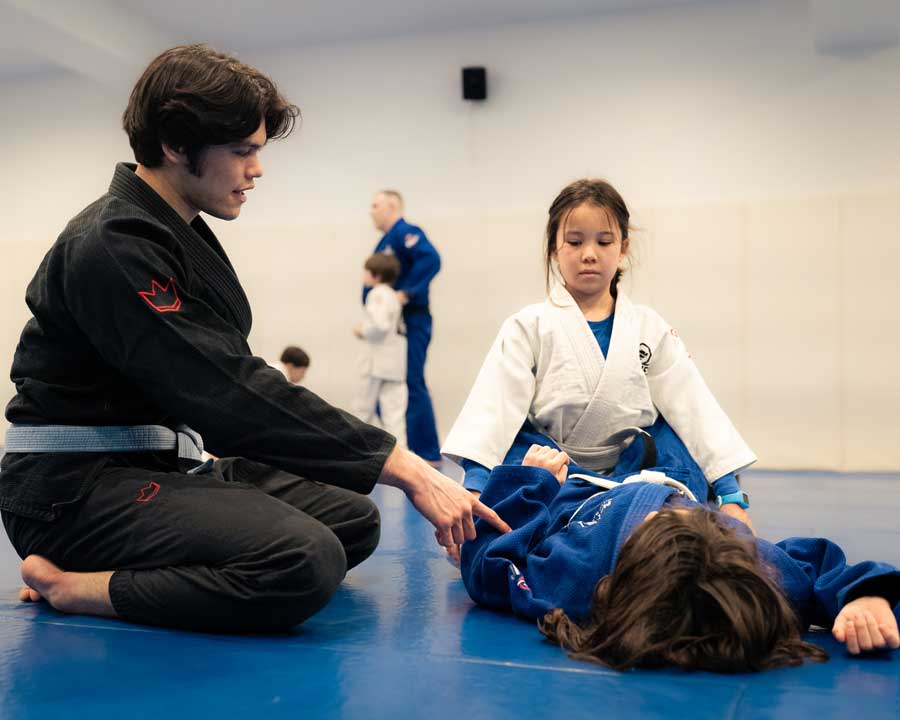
[368,191,441,464]
[0,44,507,633]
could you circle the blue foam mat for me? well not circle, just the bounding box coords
[1,471,898,719]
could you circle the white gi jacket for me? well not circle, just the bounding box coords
[358,284,407,382]
[442,285,756,484]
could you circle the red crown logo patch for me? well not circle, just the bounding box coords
[138,277,182,313]
[136,481,161,503]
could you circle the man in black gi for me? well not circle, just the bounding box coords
[0,44,508,632]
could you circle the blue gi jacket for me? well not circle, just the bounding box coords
[367,218,440,309]
[461,465,900,629]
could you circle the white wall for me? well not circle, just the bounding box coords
[2,0,900,470]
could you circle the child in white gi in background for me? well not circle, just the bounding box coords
[352,253,408,446]
[442,178,757,552]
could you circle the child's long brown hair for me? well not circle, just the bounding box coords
[539,507,828,673]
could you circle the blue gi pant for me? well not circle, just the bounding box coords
[404,311,440,461]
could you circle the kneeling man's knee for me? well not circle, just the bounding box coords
[348,496,380,568]
[261,524,347,628]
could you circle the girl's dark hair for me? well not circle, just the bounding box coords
[545,178,632,295]
[364,253,402,286]
[123,44,299,174]
[539,507,828,673]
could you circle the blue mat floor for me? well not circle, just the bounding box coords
[1,469,898,719]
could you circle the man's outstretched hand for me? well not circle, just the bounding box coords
[379,447,510,549]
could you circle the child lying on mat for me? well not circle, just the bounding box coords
[460,445,900,673]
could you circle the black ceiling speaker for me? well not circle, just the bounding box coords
[462,67,487,100]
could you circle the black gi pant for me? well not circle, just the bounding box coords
[1,457,380,632]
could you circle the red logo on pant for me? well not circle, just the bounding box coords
[138,278,182,313]
[136,482,161,503]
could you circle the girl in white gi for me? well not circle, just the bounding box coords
[442,178,757,531]
[352,253,408,445]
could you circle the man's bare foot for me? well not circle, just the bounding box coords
[20,555,60,604]
[20,555,116,618]
[18,584,43,602]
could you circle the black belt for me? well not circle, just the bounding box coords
[403,305,430,316]
[637,429,657,470]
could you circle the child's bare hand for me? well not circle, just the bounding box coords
[522,444,570,484]
[719,503,755,535]
[833,596,900,655]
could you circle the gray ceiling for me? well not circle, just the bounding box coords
[117,0,703,52]
[1,0,898,85]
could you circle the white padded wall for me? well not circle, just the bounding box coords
[840,194,900,471]
[743,198,842,469]
[632,204,747,431]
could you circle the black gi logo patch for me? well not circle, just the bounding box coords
[138,277,182,313]
[639,343,652,373]
[136,482,160,503]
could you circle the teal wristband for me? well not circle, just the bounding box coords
[716,491,750,509]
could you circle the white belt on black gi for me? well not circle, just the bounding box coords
[3,424,204,461]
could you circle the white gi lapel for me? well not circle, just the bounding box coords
[569,291,642,443]
[547,284,605,392]
[550,287,649,469]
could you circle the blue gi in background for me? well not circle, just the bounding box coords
[366,217,442,461]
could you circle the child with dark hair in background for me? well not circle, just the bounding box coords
[462,445,900,673]
[278,345,310,385]
[352,253,408,445]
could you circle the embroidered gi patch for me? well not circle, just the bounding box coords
[138,277,182,313]
[509,563,531,592]
[404,233,420,248]
[136,481,160,503]
[382,247,395,256]
[639,342,652,373]
[576,498,613,528]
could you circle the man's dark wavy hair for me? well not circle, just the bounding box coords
[539,507,829,673]
[123,44,299,174]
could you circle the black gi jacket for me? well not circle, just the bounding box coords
[2,163,394,520]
